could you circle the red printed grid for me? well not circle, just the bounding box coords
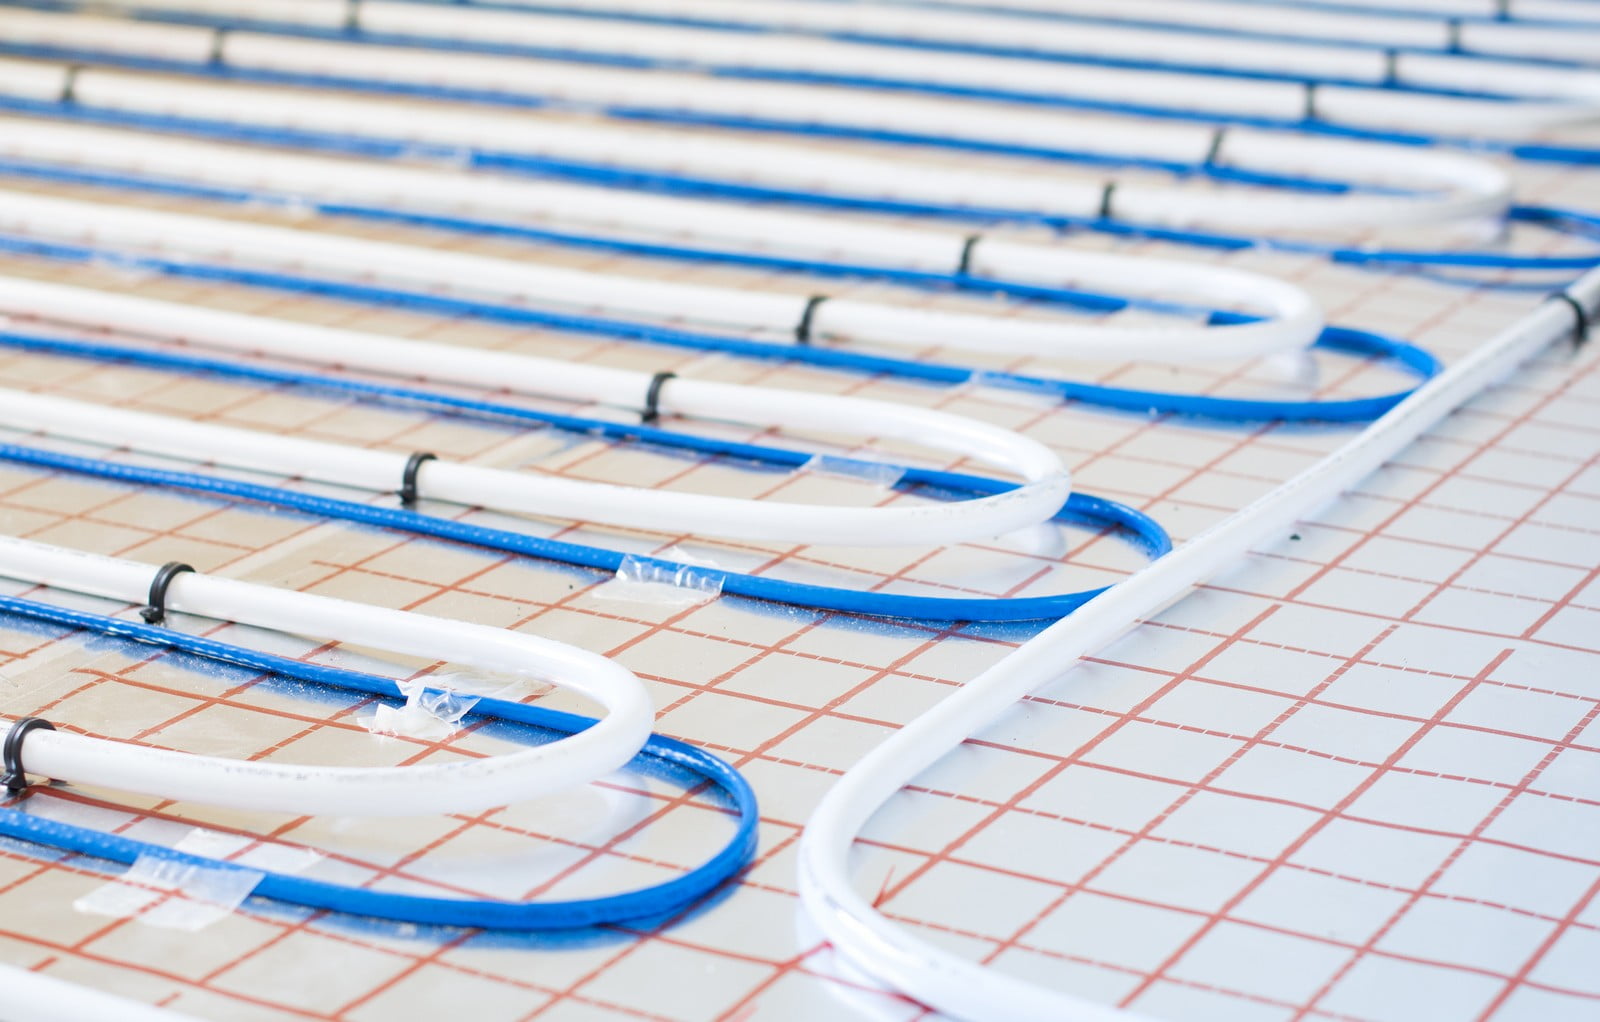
[0,95,1591,1022]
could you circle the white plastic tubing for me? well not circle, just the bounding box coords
[795,268,1600,1020]
[0,185,1293,370]
[0,27,1518,227]
[0,534,653,818]
[0,118,1324,363]
[27,0,1599,133]
[0,277,1068,547]
[895,0,1600,31]
[307,0,1600,112]
[0,963,190,1022]
[446,0,1600,66]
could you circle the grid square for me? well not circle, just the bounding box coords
[1232,867,1411,947]
[888,860,1064,942]
[1345,771,1506,834]
[1080,720,1244,786]
[1398,726,1552,787]
[210,932,415,1013]
[1091,840,1263,915]
[1022,766,1190,832]
[1213,744,1371,811]
[1377,898,1555,975]
[1165,921,1351,1006]
[571,939,776,1021]
[1290,819,1461,891]
[1315,955,1504,1022]
[1023,890,1208,973]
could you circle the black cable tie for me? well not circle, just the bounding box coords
[1550,291,1591,348]
[640,371,675,424]
[1383,48,1400,85]
[2,718,54,796]
[1495,0,1511,20]
[1203,128,1228,168]
[140,561,195,626]
[955,234,982,276]
[1303,82,1319,122]
[398,451,436,507]
[59,65,81,105]
[1097,181,1117,220]
[209,27,229,64]
[1446,18,1463,53]
[344,0,363,30]
[794,295,828,345]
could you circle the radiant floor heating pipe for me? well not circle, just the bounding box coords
[379,0,1600,64]
[0,56,1582,274]
[21,0,1600,134]
[865,0,1600,32]
[794,260,1600,1021]
[0,534,656,818]
[0,52,1580,274]
[0,27,1517,233]
[0,188,1319,367]
[0,118,1326,363]
[0,179,1446,425]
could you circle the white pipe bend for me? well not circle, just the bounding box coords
[0,535,655,818]
[0,188,1293,370]
[0,279,1069,546]
[795,271,1600,1021]
[0,386,1069,548]
[1172,129,1514,229]
[0,119,1326,362]
[971,241,1321,362]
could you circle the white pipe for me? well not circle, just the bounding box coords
[33,0,1597,130]
[348,0,1600,103]
[450,0,1600,64]
[0,963,192,1022]
[0,118,1325,362]
[0,535,655,818]
[0,186,1327,372]
[0,49,1516,228]
[0,276,1064,480]
[208,25,1533,209]
[0,277,1072,546]
[795,267,1600,1020]
[0,382,1068,547]
[896,0,1600,23]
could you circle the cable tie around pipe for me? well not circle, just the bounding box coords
[1303,83,1319,122]
[398,451,436,507]
[1550,291,1591,347]
[794,295,828,346]
[640,370,675,424]
[1098,181,1117,220]
[209,27,229,65]
[1446,19,1464,54]
[1383,49,1400,86]
[59,65,81,105]
[1203,128,1228,168]
[2,717,55,796]
[955,234,982,276]
[139,561,195,626]
[344,0,363,31]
